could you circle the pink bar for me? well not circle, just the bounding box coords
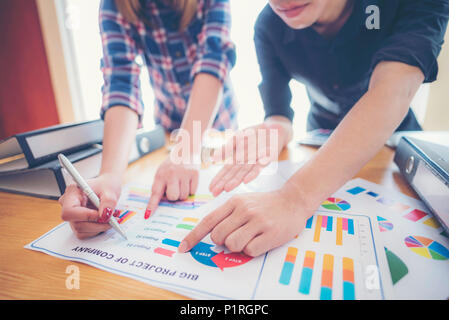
[154,247,175,257]
[321,215,328,228]
[342,218,348,231]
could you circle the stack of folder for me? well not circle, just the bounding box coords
[0,120,165,199]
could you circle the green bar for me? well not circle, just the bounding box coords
[176,224,194,230]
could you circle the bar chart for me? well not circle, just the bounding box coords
[306,214,355,246]
[255,211,385,300]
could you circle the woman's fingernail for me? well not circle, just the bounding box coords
[113,209,120,217]
[178,241,188,253]
[144,209,151,219]
[99,208,113,223]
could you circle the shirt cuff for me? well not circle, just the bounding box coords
[190,50,235,83]
[100,90,144,126]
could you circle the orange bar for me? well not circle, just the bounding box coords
[336,217,343,246]
[314,215,323,242]
[342,257,354,282]
[321,270,333,288]
[303,250,316,269]
[321,254,334,288]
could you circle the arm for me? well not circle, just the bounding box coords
[208,12,294,195]
[284,61,424,212]
[59,0,142,238]
[145,0,236,217]
[179,61,425,256]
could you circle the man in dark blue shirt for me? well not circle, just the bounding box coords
[180,0,449,258]
[254,0,447,132]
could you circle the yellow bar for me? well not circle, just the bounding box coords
[182,217,199,223]
[336,217,343,246]
[313,215,323,242]
[323,254,334,271]
[342,257,354,271]
[287,247,298,257]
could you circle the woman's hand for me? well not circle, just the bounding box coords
[209,118,292,197]
[58,173,122,239]
[145,155,200,219]
[179,181,316,257]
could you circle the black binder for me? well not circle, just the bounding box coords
[0,125,166,199]
[0,119,104,172]
[394,137,449,232]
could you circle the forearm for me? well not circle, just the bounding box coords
[177,73,223,156]
[100,106,139,177]
[285,62,424,210]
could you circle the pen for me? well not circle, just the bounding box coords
[58,153,128,240]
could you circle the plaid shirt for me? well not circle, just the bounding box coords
[99,0,237,131]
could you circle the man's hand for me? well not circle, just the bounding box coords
[209,118,292,196]
[178,183,314,257]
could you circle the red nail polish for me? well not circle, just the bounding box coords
[99,208,112,223]
[113,209,120,217]
[144,209,151,219]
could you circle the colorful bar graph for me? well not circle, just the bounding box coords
[312,215,333,243]
[320,254,334,300]
[127,188,150,204]
[116,210,137,224]
[342,257,355,300]
[336,217,354,245]
[279,247,298,285]
[127,194,149,203]
[298,250,315,295]
[159,194,214,210]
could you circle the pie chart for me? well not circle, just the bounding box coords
[321,198,351,211]
[404,236,449,260]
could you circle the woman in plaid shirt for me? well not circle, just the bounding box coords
[59,0,237,238]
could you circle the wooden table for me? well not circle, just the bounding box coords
[0,143,417,299]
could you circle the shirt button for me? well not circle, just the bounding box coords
[333,84,339,90]
[175,51,182,58]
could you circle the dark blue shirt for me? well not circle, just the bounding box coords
[254,0,449,131]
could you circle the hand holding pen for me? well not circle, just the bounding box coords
[58,154,127,240]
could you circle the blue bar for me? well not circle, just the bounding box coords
[279,262,295,285]
[326,216,333,231]
[162,238,180,247]
[118,210,129,218]
[347,186,365,195]
[298,267,313,294]
[343,281,355,300]
[367,191,378,197]
[320,286,332,300]
[306,217,313,229]
[347,219,354,235]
